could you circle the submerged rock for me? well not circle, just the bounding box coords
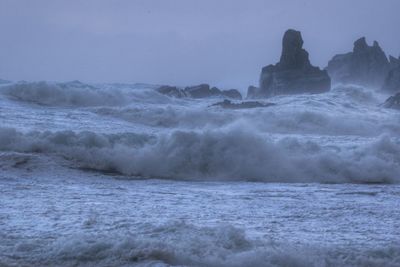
[157,84,242,99]
[211,99,275,109]
[249,29,330,98]
[382,92,400,109]
[326,37,394,88]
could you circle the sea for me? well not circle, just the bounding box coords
[0,80,399,266]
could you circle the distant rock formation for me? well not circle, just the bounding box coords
[157,84,242,100]
[326,37,395,88]
[382,92,400,109]
[219,89,242,100]
[184,84,213,98]
[389,55,400,70]
[246,86,260,99]
[210,99,275,109]
[382,64,400,93]
[248,29,330,98]
[157,85,185,98]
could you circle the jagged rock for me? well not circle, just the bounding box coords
[157,85,185,98]
[249,29,330,98]
[157,84,242,99]
[326,37,392,88]
[210,99,275,109]
[382,65,400,93]
[382,92,400,109]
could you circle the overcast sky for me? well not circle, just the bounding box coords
[0,0,399,89]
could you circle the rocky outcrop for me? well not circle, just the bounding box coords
[184,84,213,98]
[246,86,260,99]
[220,89,242,100]
[389,56,400,70]
[382,65,400,93]
[157,84,242,100]
[248,29,330,98]
[210,99,275,109]
[382,92,400,109]
[326,37,394,88]
[157,85,185,98]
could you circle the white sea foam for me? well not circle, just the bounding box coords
[1,126,399,183]
[2,221,399,267]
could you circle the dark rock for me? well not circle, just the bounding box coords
[250,29,330,98]
[246,86,260,99]
[157,84,243,99]
[184,84,212,98]
[210,87,222,96]
[221,89,242,100]
[382,66,400,93]
[382,92,400,109]
[389,55,400,69]
[211,99,275,109]
[326,37,392,88]
[157,85,185,98]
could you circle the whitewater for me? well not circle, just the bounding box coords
[1,80,400,266]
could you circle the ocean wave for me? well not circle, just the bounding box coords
[1,127,399,183]
[0,81,173,107]
[2,221,399,267]
[91,102,400,137]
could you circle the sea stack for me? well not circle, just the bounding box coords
[248,29,331,98]
[326,37,392,88]
[382,63,400,93]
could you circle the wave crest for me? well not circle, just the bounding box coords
[1,127,399,183]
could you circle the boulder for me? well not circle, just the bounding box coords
[326,37,392,88]
[382,92,400,109]
[249,29,330,98]
[210,99,275,109]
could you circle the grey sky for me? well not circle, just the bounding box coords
[0,0,399,89]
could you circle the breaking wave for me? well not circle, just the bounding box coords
[0,81,168,107]
[1,126,399,183]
